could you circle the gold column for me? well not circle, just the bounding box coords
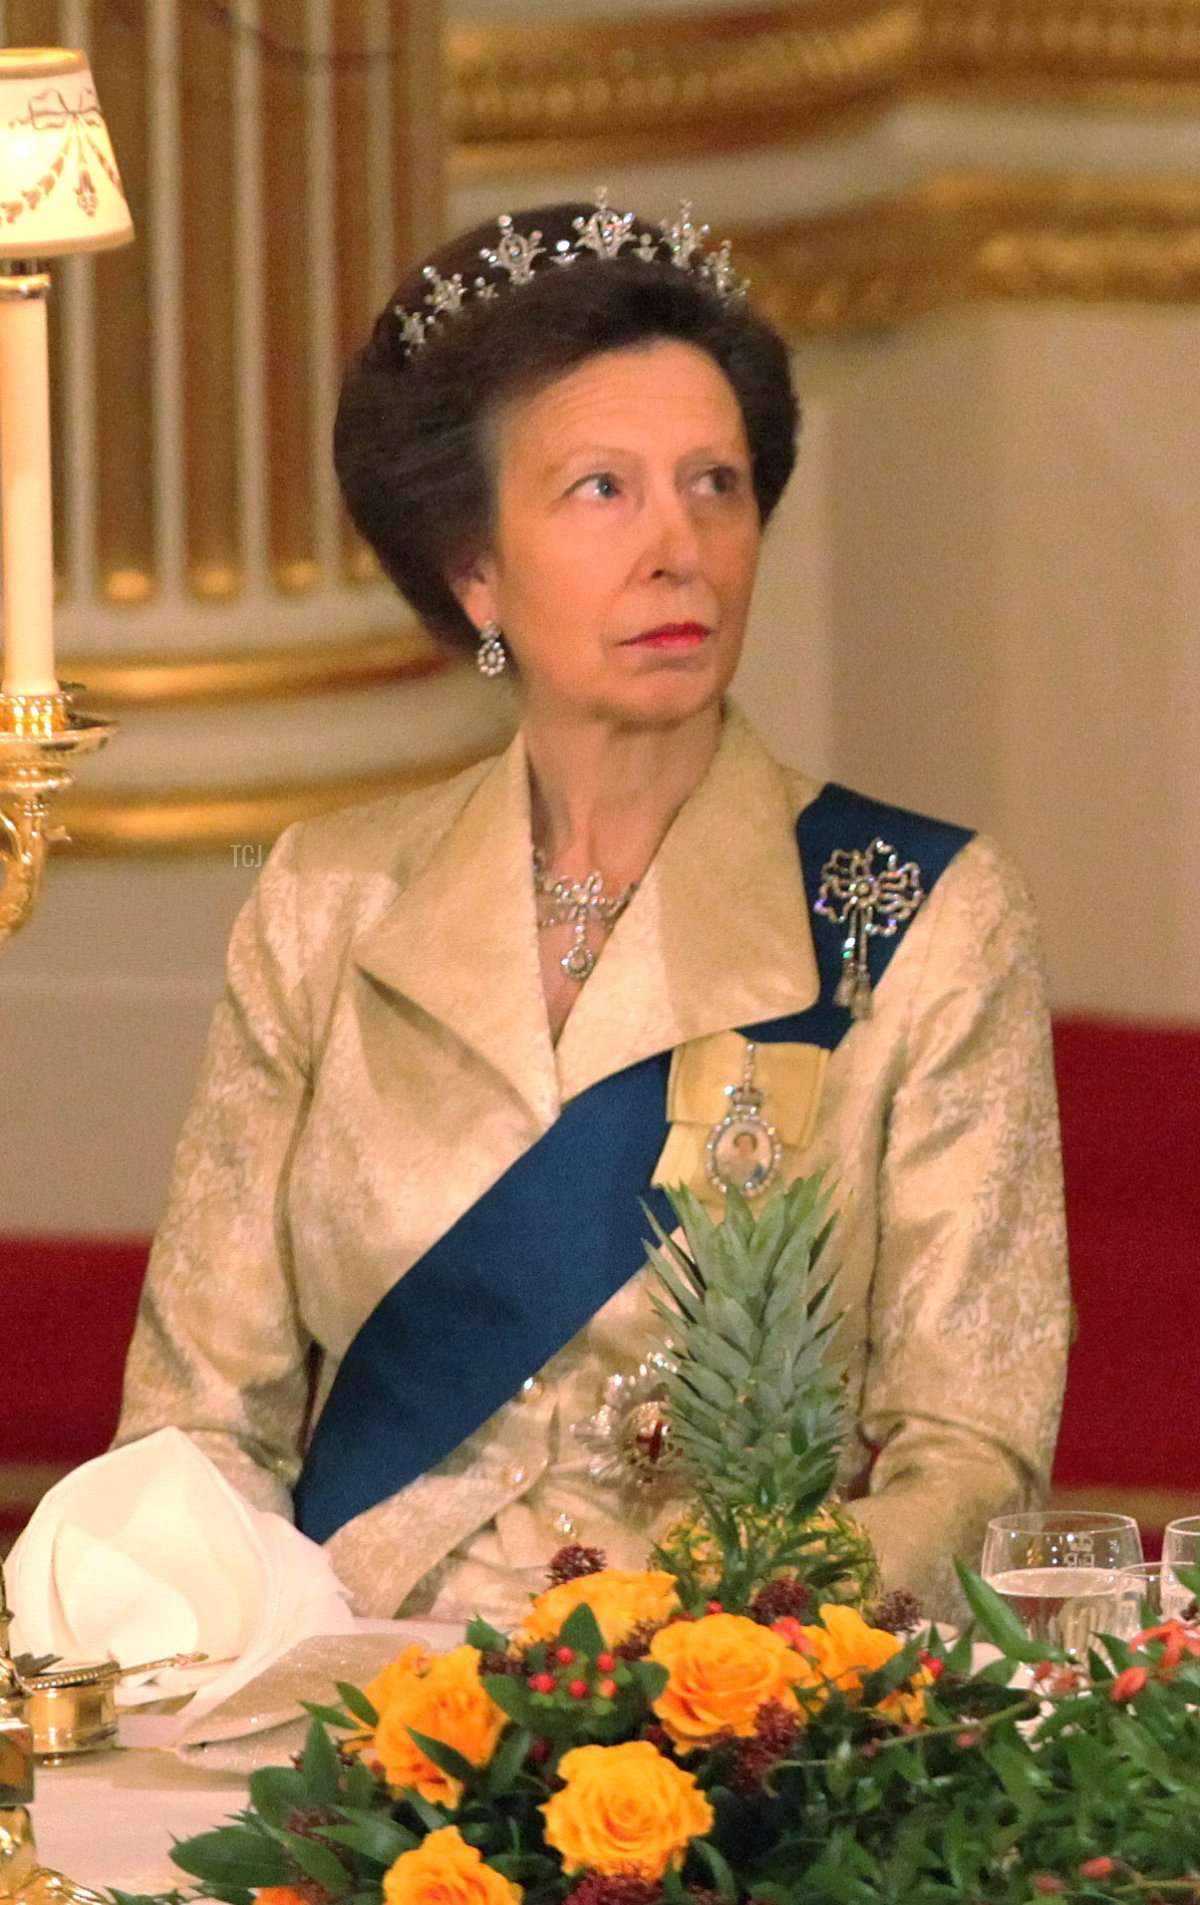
[261,0,317,594]
[334,0,380,583]
[92,0,155,605]
[181,0,240,600]
[393,0,444,270]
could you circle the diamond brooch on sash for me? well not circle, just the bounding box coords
[705,1040,782,1198]
[573,1350,683,1492]
[815,839,925,1021]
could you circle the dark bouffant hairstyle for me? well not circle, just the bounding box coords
[334,203,800,656]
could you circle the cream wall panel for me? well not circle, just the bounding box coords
[70,667,512,793]
[0,860,256,1231]
[994,307,1200,1022]
[738,308,1200,1025]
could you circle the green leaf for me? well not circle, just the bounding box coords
[465,1616,512,1651]
[336,1681,380,1728]
[661,1864,691,1905]
[399,1790,451,1831]
[301,1716,344,1803]
[324,1817,419,1865]
[281,1828,352,1893]
[405,1725,478,1786]
[981,1738,1041,1819]
[1174,1562,1200,1599]
[171,1828,291,1889]
[558,1600,606,1657]
[300,1699,355,1730]
[691,1839,738,1900]
[860,1635,924,1704]
[484,1726,533,1796]
[953,1558,1047,1664]
[342,1757,381,1809]
[631,1658,670,1702]
[481,1673,534,1723]
[246,1765,310,1827]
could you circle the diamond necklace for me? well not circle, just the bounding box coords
[532,849,638,983]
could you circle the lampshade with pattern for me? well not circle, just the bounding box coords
[0,46,132,258]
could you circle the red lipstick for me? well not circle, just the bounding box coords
[623,622,710,649]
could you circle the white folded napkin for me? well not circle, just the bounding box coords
[7,1427,356,1736]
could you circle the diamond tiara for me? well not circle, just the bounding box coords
[393,190,747,357]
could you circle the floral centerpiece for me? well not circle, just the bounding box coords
[130,1182,1200,1905]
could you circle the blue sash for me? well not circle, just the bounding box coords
[293,783,973,1542]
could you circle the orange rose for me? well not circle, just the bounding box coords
[793,1604,930,1722]
[360,1645,507,1804]
[257,1892,310,1905]
[383,1827,521,1905]
[518,1569,679,1648]
[648,1612,807,1748]
[542,1741,714,1879]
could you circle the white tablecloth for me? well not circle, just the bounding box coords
[32,1749,249,1894]
[28,1619,461,1894]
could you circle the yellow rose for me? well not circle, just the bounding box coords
[360,1645,507,1805]
[383,1827,521,1905]
[793,1605,930,1722]
[518,1569,679,1648]
[542,1741,714,1879]
[648,1612,806,1748]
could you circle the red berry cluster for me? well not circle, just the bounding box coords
[527,1643,621,1704]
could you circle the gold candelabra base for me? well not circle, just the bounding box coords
[0,689,116,940]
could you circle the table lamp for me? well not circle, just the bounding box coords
[0,46,132,942]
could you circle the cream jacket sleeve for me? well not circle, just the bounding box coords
[116,826,314,1516]
[844,835,1070,1614]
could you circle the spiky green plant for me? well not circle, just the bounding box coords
[645,1174,878,1612]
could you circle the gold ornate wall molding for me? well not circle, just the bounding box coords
[731,172,1200,335]
[448,2,921,170]
[57,748,489,855]
[65,625,445,712]
[447,0,1200,168]
[923,0,1200,102]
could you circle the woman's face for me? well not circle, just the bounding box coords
[454,339,761,729]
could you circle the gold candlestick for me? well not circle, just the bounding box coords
[0,690,116,942]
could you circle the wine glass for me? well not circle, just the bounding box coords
[1161,1516,1200,1621]
[1121,1561,1164,1624]
[980,1511,1144,1654]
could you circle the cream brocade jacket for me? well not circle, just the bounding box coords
[116,710,1071,1624]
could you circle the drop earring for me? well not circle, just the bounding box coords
[476,620,507,677]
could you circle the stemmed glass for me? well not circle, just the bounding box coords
[1161,1516,1200,1621]
[980,1511,1145,1654]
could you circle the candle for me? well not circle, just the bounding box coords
[0,283,57,697]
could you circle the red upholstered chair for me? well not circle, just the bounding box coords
[1050,1017,1200,1553]
[3,1018,1198,1555]
[0,1235,148,1546]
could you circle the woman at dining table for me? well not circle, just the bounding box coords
[115,196,1071,1626]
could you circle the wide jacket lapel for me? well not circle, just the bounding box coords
[352,734,560,1129]
[555,708,822,1102]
